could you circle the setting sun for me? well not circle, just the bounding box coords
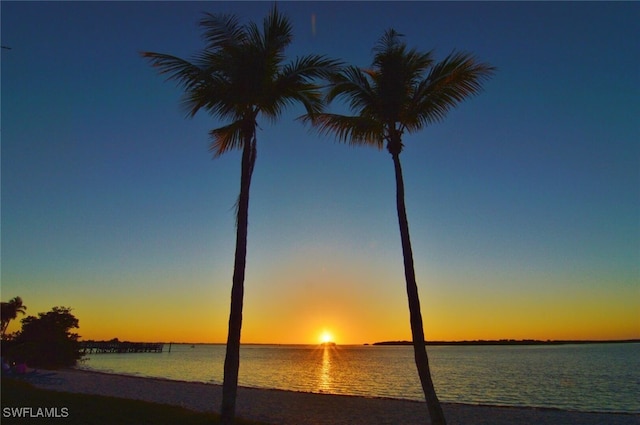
[320,330,334,344]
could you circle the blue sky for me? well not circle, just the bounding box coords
[1,1,638,343]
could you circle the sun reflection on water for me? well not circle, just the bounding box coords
[318,344,334,392]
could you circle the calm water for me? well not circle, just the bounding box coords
[78,343,640,413]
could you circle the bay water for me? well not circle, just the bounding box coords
[77,342,639,414]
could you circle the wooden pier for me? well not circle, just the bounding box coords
[80,341,164,354]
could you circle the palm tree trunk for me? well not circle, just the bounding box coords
[391,152,446,425]
[220,134,257,425]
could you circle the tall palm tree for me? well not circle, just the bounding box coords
[303,30,495,425]
[141,7,339,424]
[1,296,27,338]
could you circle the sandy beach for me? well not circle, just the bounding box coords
[21,369,638,425]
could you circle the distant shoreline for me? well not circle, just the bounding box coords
[371,339,640,346]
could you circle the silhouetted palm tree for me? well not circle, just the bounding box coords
[141,7,339,424]
[1,296,27,338]
[303,29,495,425]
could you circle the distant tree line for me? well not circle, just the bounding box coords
[372,339,640,346]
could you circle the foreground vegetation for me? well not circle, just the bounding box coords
[1,378,269,425]
[2,302,84,370]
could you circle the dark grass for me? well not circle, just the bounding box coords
[1,378,269,425]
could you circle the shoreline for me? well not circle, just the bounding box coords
[73,367,637,415]
[25,369,639,425]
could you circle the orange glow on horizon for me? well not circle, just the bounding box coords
[6,272,637,345]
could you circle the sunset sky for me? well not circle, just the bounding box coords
[2,1,638,344]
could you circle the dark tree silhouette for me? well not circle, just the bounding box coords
[303,29,495,425]
[1,296,27,338]
[10,306,82,369]
[141,7,340,424]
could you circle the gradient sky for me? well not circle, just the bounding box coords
[2,1,638,344]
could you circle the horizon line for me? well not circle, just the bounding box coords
[79,338,640,346]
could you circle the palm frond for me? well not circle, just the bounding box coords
[140,52,207,91]
[402,48,435,83]
[373,28,405,55]
[428,51,496,101]
[262,83,322,122]
[142,51,231,119]
[261,5,293,57]
[370,33,436,125]
[301,113,383,148]
[143,7,352,160]
[208,120,246,157]
[262,55,343,119]
[199,12,246,50]
[327,66,378,116]
[372,29,433,77]
[283,55,344,82]
[406,51,496,130]
[303,28,494,154]
[245,21,265,52]
[191,50,229,74]
[181,75,238,119]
